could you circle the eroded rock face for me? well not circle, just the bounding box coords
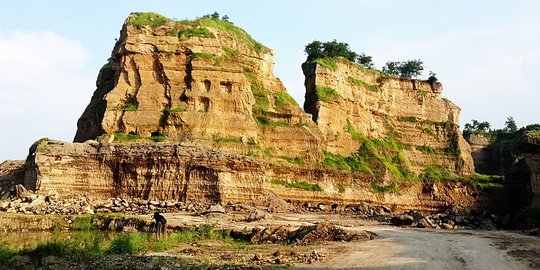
[74,13,322,161]
[19,13,481,213]
[302,60,474,177]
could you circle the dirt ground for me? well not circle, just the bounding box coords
[161,212,540,270]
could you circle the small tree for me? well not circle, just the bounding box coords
[304,40,324,61]
[211,12,220,20]
[382,60,424,79]
[427,71,438,84]
[356,53,374,68]
[504,116,518,133]
[464,119,491,134]
[382,61,401,76]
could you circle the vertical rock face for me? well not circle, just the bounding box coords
[74,13,322,161]
[302,59,474,177]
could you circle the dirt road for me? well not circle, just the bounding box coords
[295,226,539,270]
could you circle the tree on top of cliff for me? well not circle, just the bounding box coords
[304,40,374,68]
[463,119,491,135]
[382,60,424,79]
[504,116,518,133]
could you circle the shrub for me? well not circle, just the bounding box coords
[419,165,457,181]
[0,245,14,264]
[346,120,365,140]
[416,145,436,154]
[123,103,137,111]
[127,12,172,27]
[113,132,141,141]
[315,86,338,102]
[166,28,179,37]
[164,106,187,113]
[337,184,346,193]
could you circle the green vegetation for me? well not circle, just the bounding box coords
[214,137,242,143]
[398,116,419,122]
[382,59,424,79]
[419,165,503,189]
[416,145,437,154]
[166,28,179,37]
[419,165,457,181]
[305,40,373,68]
[337,184,346,193]
[314,86,339,102]
[348,76,379,91]
[314,58,338,71]
[181,14,268,53]
[122,103,138,112]
[148,135,167,142]
[322,151,371,173]
[31,137,50,149]
[255,116,289,127]
[164,106,187,113]
[280,156,305,165]
[113,132,141,142]
[371,182,400,193]
[127,12,172,27]
[269,179,322,191]
[191,52,214,60]
[245,73,270,112]
[526,130,540,140]
[346,120,365,140]
[275,92,298,107]
[0,224,250,267]
[178,27,215,39]
[295,122,309,127]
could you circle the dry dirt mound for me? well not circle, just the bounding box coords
[240,222,377,245]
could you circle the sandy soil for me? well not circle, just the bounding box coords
[163,212,539,270]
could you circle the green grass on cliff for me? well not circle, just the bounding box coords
[275,92,298,108]
[371,182,400,193]
[178,27,215,39]
[269,179,322,191]
[314,58,338,71]
[416,145,437,154]
[348,76,379,92]
[191,52,214,60]
[419,165,503,189]
[255,116,289,127]
[127,12,172,27]
[315,86,339,102]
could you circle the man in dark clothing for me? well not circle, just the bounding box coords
[152,212,167,239]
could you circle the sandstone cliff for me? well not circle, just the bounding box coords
[303,59,474,178]
[19,13,481,213]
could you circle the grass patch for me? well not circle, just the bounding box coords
[122,103,137,112]
[245,73,270,112]
[127,12,172,27]
[214,137,242,143]
[255,116,288,127]
[166,28,179,36]
[280,156,305,165]
[416,145,437,154]
[398,116,419,122]
[314,58,338,71]
[337,184,346,193]
[148,135,167,142]
[322,151,372,173]
[346,119,365,140]
[348,76,379,91]
[178,27,215,39]
[191,52,213,60]
[164,106,187,113]
[419,166,503,189]
[315,86,339,102]
[113,132,141,142]
[269,179,322,191]
[371,182,400,193]
[275,92,298,107]
[295,122,309,127]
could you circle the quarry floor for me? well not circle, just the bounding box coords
[162,212,540,270]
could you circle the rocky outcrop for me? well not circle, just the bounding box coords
[17,13,481,213]
[302,59,474,177]
[0,160,25,199]
[74,13,322,162]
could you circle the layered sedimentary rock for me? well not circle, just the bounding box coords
[303,59,474,177]
[74,13,322,161]
[20,13,480,212]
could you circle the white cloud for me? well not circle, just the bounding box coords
[0,30,93,161]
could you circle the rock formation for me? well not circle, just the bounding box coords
[17,12,481,212]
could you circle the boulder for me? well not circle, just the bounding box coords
[390,215,414,226]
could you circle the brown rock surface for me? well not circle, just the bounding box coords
[20,13,481,213]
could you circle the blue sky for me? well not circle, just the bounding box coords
[1,0,539,161]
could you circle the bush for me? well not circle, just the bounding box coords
[348,76,379,91]
[148,135,166,142]
[275,92,298,107]
[0,245,14,264]
[113,132,141,142]
[191,52,213,60]
[337,184,346,193]
[123,103,137,111]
